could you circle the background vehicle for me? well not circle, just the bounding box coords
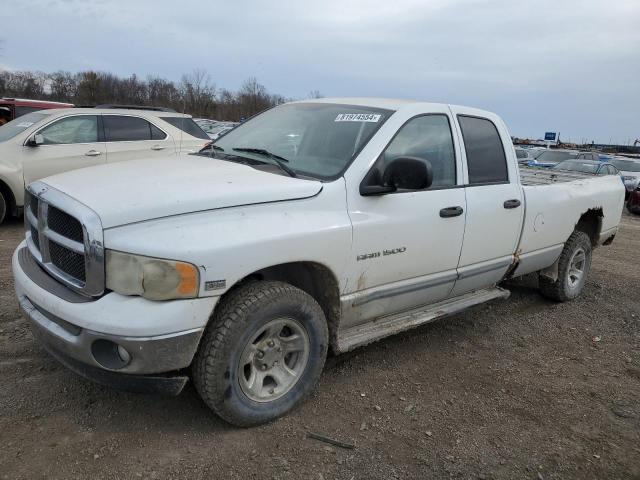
[609,157,640,198]
[515,147,530,164]
[12,99,624,426]
[0,108,210,223]
[0,98,74,125]
[200,121,239,139]
[527,149,578,168]
[627,185,640,214]
[552,159,619,176]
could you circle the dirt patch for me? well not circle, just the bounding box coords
[1,213,639,479]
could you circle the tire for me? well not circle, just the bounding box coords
[539,230,592,302]
[193,280,328,427]
[0,192,6,225]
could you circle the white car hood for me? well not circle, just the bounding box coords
[41,154,323,228]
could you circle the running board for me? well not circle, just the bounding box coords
[335,287,510,353]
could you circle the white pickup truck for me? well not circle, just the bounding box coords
[12,98,624,426]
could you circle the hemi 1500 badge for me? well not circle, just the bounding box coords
[357,247,406,261]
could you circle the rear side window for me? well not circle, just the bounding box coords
[103,115,166,142]
[162,117,210,140]
[458,116,508,184]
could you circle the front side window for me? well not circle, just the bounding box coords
[38,115,98,145]
[458,115,508,185]
[104,115,157,142]
[377,114,456,188]
[212,103,392,179]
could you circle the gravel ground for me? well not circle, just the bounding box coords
[1,213,639,480]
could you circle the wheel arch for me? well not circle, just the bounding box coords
[0,178,17,217]
[575,207,603,247]
[218,261,342,353]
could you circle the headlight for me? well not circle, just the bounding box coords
[105,250,199,300]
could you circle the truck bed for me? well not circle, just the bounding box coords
[519,166,595,186]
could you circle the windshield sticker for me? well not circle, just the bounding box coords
[16,122,35,128]
[335,113,381,123]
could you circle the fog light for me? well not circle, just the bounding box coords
[91,339,131,370]
[117,345,131,364]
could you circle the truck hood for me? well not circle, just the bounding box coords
[41,155,323,228]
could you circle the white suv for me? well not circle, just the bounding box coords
[0,107,211,223]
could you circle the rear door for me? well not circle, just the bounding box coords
[22,114,106,185]
[103,114,175,163]
[449,108,524,296]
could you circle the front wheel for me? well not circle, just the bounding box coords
[539,231,592,302]
[193,281,328,427]
[0,192,6,225]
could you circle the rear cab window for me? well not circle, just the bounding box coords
[457,115,508,185]
[161,117,209,140]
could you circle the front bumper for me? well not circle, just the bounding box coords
[13,243,218,394]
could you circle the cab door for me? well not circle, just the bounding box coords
[343,111,466,328]
[449,107,524,296]
[22,114,106,185]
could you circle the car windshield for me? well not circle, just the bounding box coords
[610,159,640,172]
[535,150,577,163]
[208,103,393,179]
[0,112,48,142]
[553,160,599,173]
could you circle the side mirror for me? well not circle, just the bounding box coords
[26,134,44,147]
[360,156,433,196]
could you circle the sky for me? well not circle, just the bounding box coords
[1,0,639,143]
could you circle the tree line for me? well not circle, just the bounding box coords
[0,69,319,121]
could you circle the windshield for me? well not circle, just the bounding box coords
[553,160,599,173]
[535,150,577,163]
[0,112,48,142]
[610,159,640,172]
[211,103,392,179]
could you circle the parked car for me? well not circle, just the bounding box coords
[527,149,578,168]
[515,147,530,164]
[12,98,624,426]
[0,98,74,126]
[575,151,612,162]
[0,107,210,223]
[627,185,640,214]
[552,159,620,176]
[200,122,239,139]
[609,158,640,198]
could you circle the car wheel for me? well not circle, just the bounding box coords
[539,230,592,302]
[193,280,328,427]
[0,192,6,225]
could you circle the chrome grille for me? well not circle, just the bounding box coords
[49,241,87,281]
[24,182,105,297]
[48,206,84,243]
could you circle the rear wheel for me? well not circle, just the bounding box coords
[539,231,592,302]
[193,280,328,427]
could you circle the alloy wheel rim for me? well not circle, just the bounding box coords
[237,317,310,403]
[567,247,586,289]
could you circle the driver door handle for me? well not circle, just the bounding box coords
[503,199,521,209]
[440,206,464,218]
[151,145,166,151]
[84,150,102,157]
